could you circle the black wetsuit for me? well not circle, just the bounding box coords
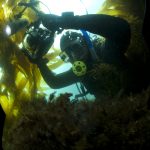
[37,14,131,97]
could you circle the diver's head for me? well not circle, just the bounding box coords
[60,31,89,63]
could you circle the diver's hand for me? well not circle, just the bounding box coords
[21,48,48,64]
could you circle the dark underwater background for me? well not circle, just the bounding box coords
[1,0,150,149]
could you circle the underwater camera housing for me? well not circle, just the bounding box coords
[23,24,54,58]
[4,0,55,59]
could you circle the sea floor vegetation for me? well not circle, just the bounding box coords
[2,88,150,150]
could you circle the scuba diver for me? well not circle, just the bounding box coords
[22,13,131,98]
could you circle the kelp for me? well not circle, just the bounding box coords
[101,0,145,18]
[101,3,148,64]
[0,0,64,118]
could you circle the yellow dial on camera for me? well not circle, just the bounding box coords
[72,61,87,76]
